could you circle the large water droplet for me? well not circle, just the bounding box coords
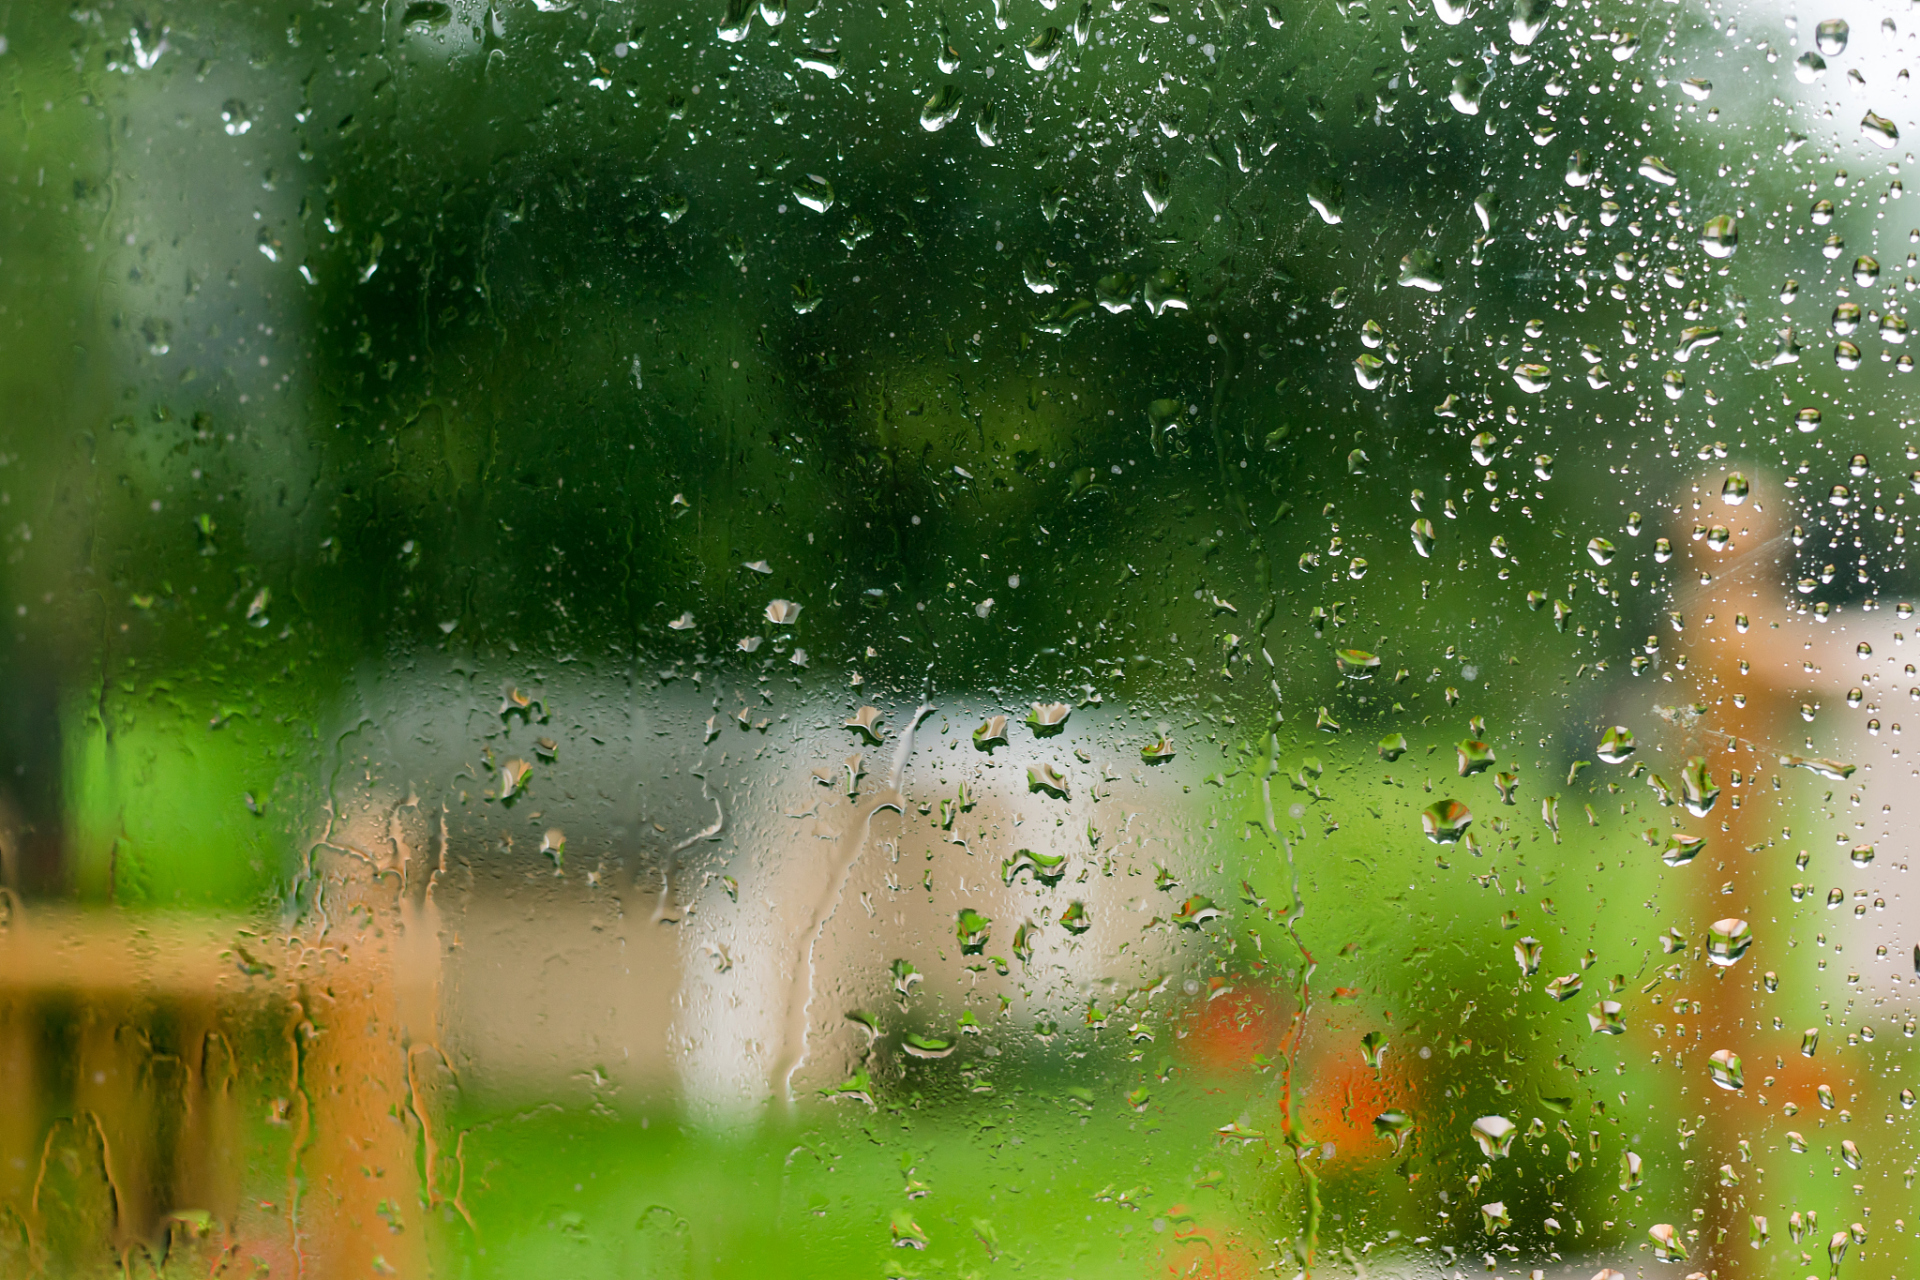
[1707,918,1751,967]
[920,84,962,131]
[1862,111,1900,149]
[1596,726,1635,762]
[1698,215,1739,258]
[1508,0,1548,45]
[1707,1048,1745,1091]
[1661,833,1706,866]
[1421,799,1473,843]
[1448,69,1485,115]
[1307,177,1345,225]
[1649,1224,1689,1263]
[1398,246,1445,292]
[1470,1115,1516,1158]
[1680,756,1718,816]
[1637,155,1678,186]
[1025,26,1063,70]
[1456,739,1496,776]
[1141,169,1171,215]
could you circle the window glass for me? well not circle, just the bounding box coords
[0,0,1912,1277]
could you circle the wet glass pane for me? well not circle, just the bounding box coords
[0,0,1915,1276]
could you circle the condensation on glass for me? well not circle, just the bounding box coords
[0,0,1913,1276]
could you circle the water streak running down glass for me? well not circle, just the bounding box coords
[0,0,1915,1276]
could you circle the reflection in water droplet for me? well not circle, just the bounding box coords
[1421,799,1473,843]
[1596,725,1635,763]
[1469,1115,1515,1159]
[920,84,962,131]
[1637,155,1678,186]
[1141,170,1171,216]
[1397,246,1444,292]
[1680,756,1718,816]
[1707,918,1751,966]
[1373,1109,1414,1153]
[1649,1223,1689,1262]
[1661,833,1706,866]
[1448,69,1485,116]
[1307,177,1345,225]
[1024,26,1063,71]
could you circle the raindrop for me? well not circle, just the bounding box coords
[1649,1223,1689,1262]
[1861,111,1900,149]
[1588,1000,1626,1034]
[1661,833,1706,866]
[1336,649,1382,679]
[1680,756,1718,815]
[1815,18,1849,55]
[1637,155,1678,186]
[1448,69,1486,115]
[920,84,962,131]
[1778,754,1855,781]
[1456,739,1496,776]
[1373,1110,1414,1153]
[1141,170,1171,216]
[1706,917,1752,966]
[1026,701,1072,733]
[1421,799,1473,843]
[1024,26,1063,70]
[1398,246,1445,292]
[1596,725,1635,763]
[1470,1115,1516,1159]
[1508,0,1548,45]
[974,100,999,147]
[1307,177,1345,225]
